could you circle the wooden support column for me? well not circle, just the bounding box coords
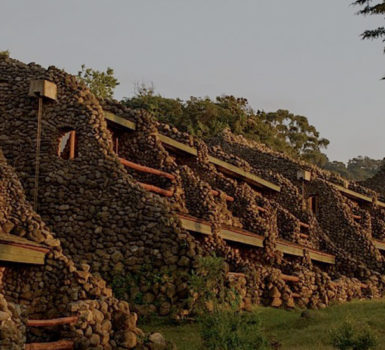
[69,131,76,160]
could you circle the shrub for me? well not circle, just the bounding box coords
[188,255,241,314]
[198,310,269,350]
[330,320,377,350]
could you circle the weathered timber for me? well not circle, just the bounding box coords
[0,234,49,265]
[24,340,74,350]
[177,214,335,264]
[211,189,234,202]
[139,183,174,197]
[330,183,373,203]
[27,316,78,327]
[119,158,175,180]
[221,225,264,248]
[104,111,281,192]
[373,239,385,251]
[281,274,300,283]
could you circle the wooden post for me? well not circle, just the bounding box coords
[33,97,43,211]
[69,131,76,159]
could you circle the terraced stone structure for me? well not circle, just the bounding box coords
[1,55,385,347]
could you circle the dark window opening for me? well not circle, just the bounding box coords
[58,129,77,159]
[307,195,319,215]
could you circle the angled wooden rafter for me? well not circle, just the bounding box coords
[104,112,281,192]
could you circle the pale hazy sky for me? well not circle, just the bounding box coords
[1,0,384,162]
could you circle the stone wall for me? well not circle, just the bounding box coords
[2,55,385,344]
[0,149,141,349]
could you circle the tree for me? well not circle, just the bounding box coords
[122,87,330,166]
[354,1,385,42]
[0,50,9,58]
[77,64,119,99]
[354,0,385,74]
[324,156,383,180]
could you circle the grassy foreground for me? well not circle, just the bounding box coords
[140,299,385,350]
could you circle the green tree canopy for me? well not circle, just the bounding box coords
[325,156,383,180]
[354,0,385,44]
[123,86,330,166]
[77,64,119,99]
[0,50,9,58]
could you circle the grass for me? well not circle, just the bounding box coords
[140,299,385,349]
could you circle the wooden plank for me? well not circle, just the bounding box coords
[276,240,304,257]
[330,183,373,203]
[104,111,280,192]
[27,316,78,327]
[281,274,299,282]
[25,340,74,350]
[220,227,264,248]
[373,239,385,251]
[299,222,309,229]
[376,200,385,208]
[104,111,136,130]
[208,155,281,192]
[157,134,198,157]
[120,158,175,180]
[211,189,234,202]
[0,243,46,265]
[178,214,334,264]
[69,131,76,160]
[307,249,336,264]
[139,183,174,197]
[177,215,212,235]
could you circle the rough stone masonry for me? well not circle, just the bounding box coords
[1,55,385,348]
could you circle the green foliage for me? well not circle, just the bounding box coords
[188,255,242,314]
[123,87,330,166]
[77,64,119,99]
[330,320,377,350]
[353,1,385,77]
[353,1,385,45]
[188,255,234,313]
[324,156,383,181]
[198,311,269,350]
[0,50,9,58]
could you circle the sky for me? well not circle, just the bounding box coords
[1,0,384,162]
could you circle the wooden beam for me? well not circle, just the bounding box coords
[139,183,173,197]
[207,155,281,192]
[0,243,47,265]
[281,274,299,283]
[177,214,335,264]
[177,214,212,235]
[307,248,336,264]
[276,240,304,257]
[104,111,136,130]
[373,239,385,251]
[120,158,175,180]
[157,134,198,157]
[24,340,74,350]
[227,272,246,278]
[221,226,264,248]
[299,222,309,229]
[104,111,281,192]
[27,316,78,327]
[330,183,373,203]
[69,131,76,160]
[211,189,234,202]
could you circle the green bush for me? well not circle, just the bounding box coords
[198,310,269,350]
[330,320,377,350]
[188,255,241,314]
